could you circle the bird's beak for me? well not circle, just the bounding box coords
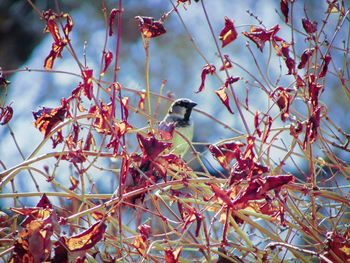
[189,101,197,108]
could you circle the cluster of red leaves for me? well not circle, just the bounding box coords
[209,137,294,225]
[302,74,325,149]
[9,195,106,262]
[254,111,272,143]
[33,100,68,138]
[210,136,269,184]
[135,16,166,38]
[165,247,183,263]
[133,224,151,255]
[122,133,191,204]
[0,105,13,125]
[196,62,239,114]
[243,25,296,75]
[60,123,89,164]
[178,202,204,237]
[324,230,350,262]
[42,10,73,70]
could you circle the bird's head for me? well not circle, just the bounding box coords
[168,98,197,121]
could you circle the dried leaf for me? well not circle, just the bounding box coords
[319,55,331,78]
[109,9,118,36]
[219,17,238,47]
[82,68,93,100]
[33,105,67,137]
[62,221,107,252]
[136,133,172,160]
[135,16,166,38]
[196,64,216,93]
[280,0,289,23]
[302,18,317,34]
[209,141,244,169]
[243,25,280,52]
[298,48,314,69]
[165,246,183,263]
[220,54,232,71]
[0,105,13,125]
[101,50,113,76]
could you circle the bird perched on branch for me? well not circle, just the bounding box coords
[159,98,197,157]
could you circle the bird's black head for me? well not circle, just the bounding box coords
[169,98,197,121]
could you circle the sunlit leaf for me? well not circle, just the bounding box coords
[219,16,238,47]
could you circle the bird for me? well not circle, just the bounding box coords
[111,98,197,200]
[159,98,197,157]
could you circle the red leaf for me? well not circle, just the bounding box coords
[324,231,350,262]
[44,43,65,70]
[254,111,262,137]
[303,106,321,149]
[296,74,306,89]
[270,87,291,122]
[232,175,295,209]
[302,18,317,34]
[290,120,303,138]
[20,194,53,227]
[262,116,272,143]
[101,50,113,76]
[82,68,93,100]
[219,17,238,47]
[0,105,13,125]
[209,141,244,169]
[61,221,107,252]
[165,246,182,263]
[220,54,233,71]
[121,96,129,120]
[243,25,280,52]
[135,16,166,38]
[46,19,62,44]
[214,77,238,115]
[63,13,74,36]
[42,10,70,70]
[120,151,130,185]
[138,224,151,241]
[89,102,113,134]
[83,131,95,151]
[62,13,74,37]
[136,133,172,160]
[209,184,233,208]
[298,48,314,69]
[319,55,331,78]
[280,0,289,23]
[196,64,216,93]
[308,74,323,108]
[229,136,269,184]
[69,175,79,191]
[109,9,118,36]
[215,87,233,114]
[33,105,67,137]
